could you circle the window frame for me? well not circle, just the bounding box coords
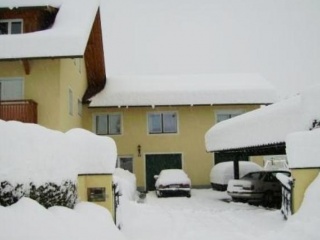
[94,113,122,136]
[68,88,73,116]
[147,111,178,134]
[0,19,23,35]
[215,109,244,123]
[117,156,134,173]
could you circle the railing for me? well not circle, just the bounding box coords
[276,173,294,220]
[0,99,38,123]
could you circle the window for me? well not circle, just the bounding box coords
[117,156,133,173]
[216,110,243,123]
[68,88,73,116]
[148,112,178,134]
[77,99,82,116]
[0,19,23,35]
[95,113,121,135]
[0,78,24,101]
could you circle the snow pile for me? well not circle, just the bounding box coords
[155,169,191,187]
[286,128,320,168]
[210,161,262,185]
[113,168,137,201]
[66,128,117,175]
[0,197,126,240]
[0,120,117,185]
[0,0,99,59]
[90,74,277,107]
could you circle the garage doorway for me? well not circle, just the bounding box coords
[146,154,182,191]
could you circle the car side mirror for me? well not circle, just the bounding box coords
[154,175,159,180]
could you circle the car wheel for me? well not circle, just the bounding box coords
[263,191,274,208]
[186,192,191,198]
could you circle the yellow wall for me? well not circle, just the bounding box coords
[250,156,264,167]
[77,174,115,218]
[0,58,87,132]
[83,105,258,190]
[58,58,87,132]
[291,168,320,213]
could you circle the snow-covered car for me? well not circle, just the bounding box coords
[227,170,291,207]
[154,169,191,198]
[210,161,262,191]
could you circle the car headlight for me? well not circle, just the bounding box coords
[242,185,254,190]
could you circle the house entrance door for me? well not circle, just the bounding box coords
[145,154,182,191]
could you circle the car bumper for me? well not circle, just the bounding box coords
[227,191,264,200]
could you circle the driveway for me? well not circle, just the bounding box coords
[118,189,287,240]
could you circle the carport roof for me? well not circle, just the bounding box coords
[205,84,320,153]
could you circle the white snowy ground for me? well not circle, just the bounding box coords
[119,188,320,240]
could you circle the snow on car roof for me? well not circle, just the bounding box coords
[89,73,278,107]
[155,169,191,187]
[210,161,262,185]
[0,0,99,59]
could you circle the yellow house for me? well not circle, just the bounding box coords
[205,85,320,215]
[0,0,105,132]
[0,0,118,217]
[84,74,277,191]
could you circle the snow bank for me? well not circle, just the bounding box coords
[286,128,320,168]
[0,120,117,185]
[0,197,126,240]
[66,128,117,174]
[90,74,277,107]
[113,168,137,201]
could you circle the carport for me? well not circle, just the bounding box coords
[205,86,320,214]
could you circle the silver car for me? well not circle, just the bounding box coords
[154,169,191,198]
[227,170,291,207]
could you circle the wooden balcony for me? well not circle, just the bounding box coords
[0,100,37,123]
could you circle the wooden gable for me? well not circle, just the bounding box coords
[0,6,58,33]
[82,10,106,103]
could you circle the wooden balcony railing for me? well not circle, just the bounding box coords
[0,100,38,123]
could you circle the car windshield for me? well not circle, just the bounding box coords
[242,172,263,180]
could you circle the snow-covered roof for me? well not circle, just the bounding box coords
[0,120,117,185]
[205,84,320,152]
[0,0,62,8]
[0,0,99,59]
[90,74,278,107]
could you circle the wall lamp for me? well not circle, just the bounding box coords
[137,145,141,157]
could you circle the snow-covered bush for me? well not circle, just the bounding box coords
[113,168,137,201]
[0,180,77,208]
[29,181,77,208]
[0,181,25,206]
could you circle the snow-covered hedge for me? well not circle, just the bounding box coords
[0,120,117,208]
[0,180,77,208]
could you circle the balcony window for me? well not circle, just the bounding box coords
[0,19,23,35]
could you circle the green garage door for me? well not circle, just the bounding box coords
[146,154,182,191]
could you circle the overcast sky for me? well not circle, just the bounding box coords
[100,0,320,99]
